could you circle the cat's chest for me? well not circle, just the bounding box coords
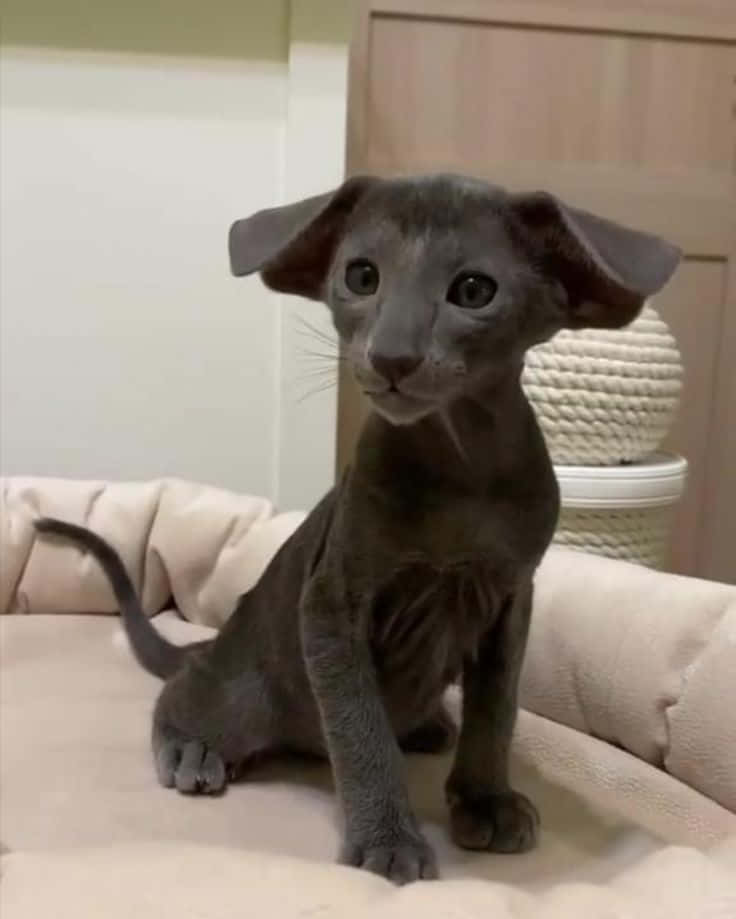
[370,559,507,714]
[374,493,526,571]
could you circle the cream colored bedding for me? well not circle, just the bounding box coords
[1,476,734,917]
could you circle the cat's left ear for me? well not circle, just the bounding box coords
[229,176,377,300]
[509,192,681,329]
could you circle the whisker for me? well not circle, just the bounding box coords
[295,336,340,358]
[439,408,469,464]
[296,348,346,363]
[296,378,338,403]
[295,367,339,381]
[291,366,338,388]
[296,314,336,338]
[296,319,338,345]
[295,328,338,348]
[289,316,344,402]
[293,316,340,349]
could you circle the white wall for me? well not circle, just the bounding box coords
[0,1,350,510]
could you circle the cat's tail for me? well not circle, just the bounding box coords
[34,517,185,680]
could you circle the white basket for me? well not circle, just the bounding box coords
[553,453,688,568]
[523,305,683,465]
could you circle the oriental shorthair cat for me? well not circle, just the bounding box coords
[36,174,680,883]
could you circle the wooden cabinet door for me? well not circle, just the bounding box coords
[340,0,736,583]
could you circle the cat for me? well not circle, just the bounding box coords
[36,173,680,883]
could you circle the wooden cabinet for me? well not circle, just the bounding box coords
[340,0,736,582]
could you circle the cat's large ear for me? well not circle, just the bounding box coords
[228,176,377,300]
[509,192,681,328]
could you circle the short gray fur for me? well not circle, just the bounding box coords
[36,174,680,884]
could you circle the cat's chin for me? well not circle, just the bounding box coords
[369,391,437,426]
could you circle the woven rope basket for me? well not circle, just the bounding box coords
[554,505,675,568]
[522,305,683,465]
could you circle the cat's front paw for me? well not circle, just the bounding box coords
[340,831,438,884]
[448,789,539,853]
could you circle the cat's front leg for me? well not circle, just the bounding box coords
[301,573,438,884]
[446,581,539,853]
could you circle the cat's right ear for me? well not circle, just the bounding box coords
[228,176,377,301]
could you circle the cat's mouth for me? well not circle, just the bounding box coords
[364,387,436,425]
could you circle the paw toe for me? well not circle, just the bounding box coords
[155,740,180,788]
[341,836,438,885]
[450,790,539,853]
[175,740,207,793]
[200,749,227,793]
[154,735,228,795]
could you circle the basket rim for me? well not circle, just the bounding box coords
[555,452,687,509]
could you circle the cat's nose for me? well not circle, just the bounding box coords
[369,350,422,386]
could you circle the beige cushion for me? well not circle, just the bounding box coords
[2,474,736,916]
[2,611,735,916]
[3,475,735,813]
[525,548,736,812]
[1,614,732,876]
[0,478,736,811]
[1,476,301,624]
[3,838,736,919]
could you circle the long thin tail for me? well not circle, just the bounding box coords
[34,517,185,680]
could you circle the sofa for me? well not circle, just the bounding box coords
[1,476,735,917]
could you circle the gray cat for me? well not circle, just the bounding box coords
[36,174,679,884]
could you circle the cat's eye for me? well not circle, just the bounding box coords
[447,273,497,310]
[345,259,379,296]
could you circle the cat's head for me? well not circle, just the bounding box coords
[229,174,680,425]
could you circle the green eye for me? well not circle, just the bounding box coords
[345,259,379,296]
[447,273,497,310]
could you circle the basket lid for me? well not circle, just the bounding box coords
[555,452,688,509]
